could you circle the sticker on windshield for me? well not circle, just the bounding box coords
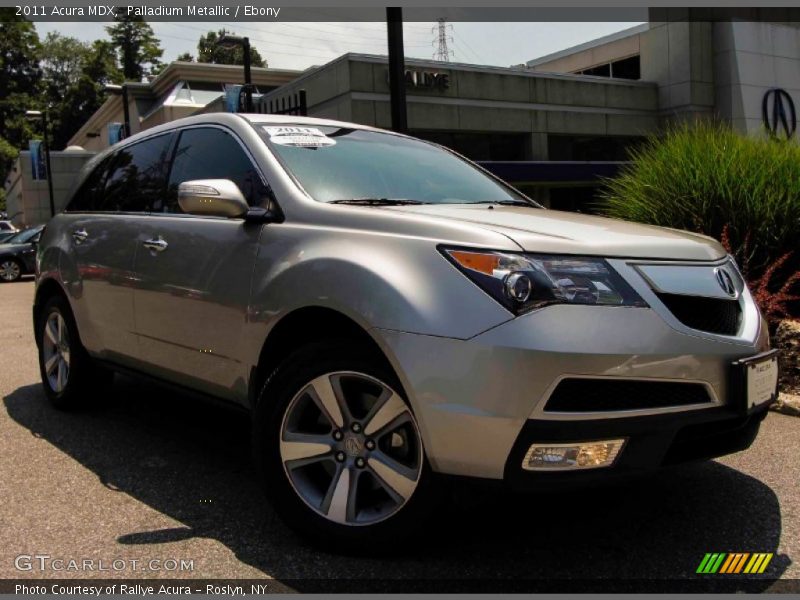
[264,126,336,148]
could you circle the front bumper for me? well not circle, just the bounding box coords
[377,300,771,480]
[504,402,770,491]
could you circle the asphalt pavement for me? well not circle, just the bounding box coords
[1,280,798,592]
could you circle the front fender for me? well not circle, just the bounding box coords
[239,225,514,374]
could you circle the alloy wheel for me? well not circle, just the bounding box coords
[0,260,20,282]
[42,312,71,393]
[279,371,423,526]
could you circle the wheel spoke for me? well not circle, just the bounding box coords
[364,391,408,436]
[61,348,70,366]
[56,359,66,392]
[308,374,346,428]
[45,353,59,375]
[280,433,331,462]
[368,452,418,501]
[45,320,58,346]
[324,466,352,523]
[57,316,65,345]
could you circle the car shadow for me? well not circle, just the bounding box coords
[3,378,792,592]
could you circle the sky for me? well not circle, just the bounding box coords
[35,21,645,71]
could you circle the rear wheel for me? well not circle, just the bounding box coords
[37,295,113,409]
[254,341,441,552]
[0,258,22,282]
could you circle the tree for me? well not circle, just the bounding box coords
[106,14,163,81]
[176,52,194,62]
[40,32,90,101]
[0,9,41,192]
[49,40,123,149]
[196,29,266,67]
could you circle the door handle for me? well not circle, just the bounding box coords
[142,237,168,253]
[72,229,88,244]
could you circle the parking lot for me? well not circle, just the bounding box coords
[1,279,798,591]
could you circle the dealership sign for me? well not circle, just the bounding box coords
[386,70,451,91]
[762,88,796,139]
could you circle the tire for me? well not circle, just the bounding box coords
[0,257,22,282]
[253,340,442,553]
[36,295,114,410]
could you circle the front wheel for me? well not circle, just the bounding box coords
[37,295,113,409]
[253,341,441,552]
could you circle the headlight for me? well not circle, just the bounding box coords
[441,247,647,314]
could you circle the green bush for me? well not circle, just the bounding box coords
[599,121,800,320]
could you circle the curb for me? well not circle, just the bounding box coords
[770,392,800,418]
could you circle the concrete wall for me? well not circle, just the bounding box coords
[264,55,660,160]
[5,150,95,227]
[640,21,716,123]
[714,21,800,134]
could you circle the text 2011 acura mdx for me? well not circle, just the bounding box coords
[34,113,778,549]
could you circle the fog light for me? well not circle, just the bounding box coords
[521,439,626,471]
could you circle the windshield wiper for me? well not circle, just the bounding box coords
[470,200,538,207]
[328,198,428,206]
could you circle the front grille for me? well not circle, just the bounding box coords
[657,293,742,336]
[544,378,712,412]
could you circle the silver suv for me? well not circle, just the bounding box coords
[34,114,778,550]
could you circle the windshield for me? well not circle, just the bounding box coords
[259,125,536,206]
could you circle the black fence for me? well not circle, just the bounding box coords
[255,90,308,116]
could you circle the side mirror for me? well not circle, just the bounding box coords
[178,179,249,218]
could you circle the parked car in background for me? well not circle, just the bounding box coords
[33,114,778,551]
[0,225,44,282]
[0,220,18,235]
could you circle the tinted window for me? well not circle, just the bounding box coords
[160,127,269,213]
[67,155,113,212]
[260,126,529,205]
[101,133,174,212]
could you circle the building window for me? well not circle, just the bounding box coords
[410,131,527,161]
[575,55,640,81]
[547,134,645,162]
[611,55,640,80]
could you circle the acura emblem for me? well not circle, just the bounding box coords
[715,268,737,297]
[763,88,797,140]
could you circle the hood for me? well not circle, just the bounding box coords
[0,243,32,254]
[383,204,725,261]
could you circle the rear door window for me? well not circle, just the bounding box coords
[67,155,114,212]
[159,127,269,213]
[100,133,174,212]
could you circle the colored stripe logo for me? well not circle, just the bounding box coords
[696,553,773,574]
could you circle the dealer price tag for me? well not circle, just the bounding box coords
[264,126,336,148]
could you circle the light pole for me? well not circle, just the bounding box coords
[216,34,253,112]
[25,110,56,218]
[386,8,408,133]
[104,83,131,139]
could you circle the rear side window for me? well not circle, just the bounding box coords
[158,127,269,213]
[101,133,174,212]
[67,155,113,212]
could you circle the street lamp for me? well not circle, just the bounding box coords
[104,83,131,139]
[216,34,253,112]
[25,110,56,218]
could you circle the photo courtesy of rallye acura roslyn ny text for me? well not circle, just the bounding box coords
[32,113,779,551]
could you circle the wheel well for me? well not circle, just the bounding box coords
[33,278,69,330]
[251,307,396,407]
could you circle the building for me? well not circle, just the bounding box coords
[7,18,799,224]
[68,60,301,152]
[526,19,800,135]
[5,147,95,226]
